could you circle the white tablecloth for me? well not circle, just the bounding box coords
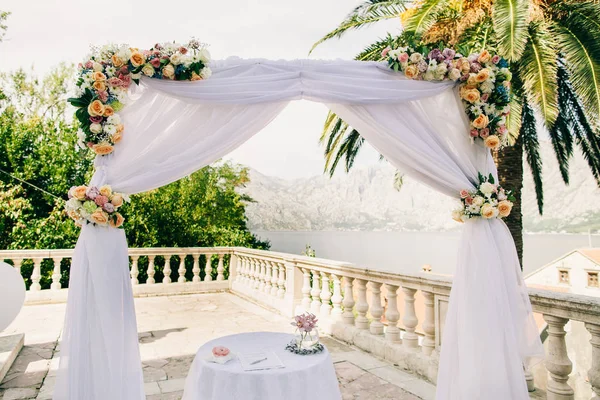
[182,332,342,400]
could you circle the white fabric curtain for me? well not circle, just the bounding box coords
[55,58,542,400]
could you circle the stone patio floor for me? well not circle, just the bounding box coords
[0,292,437,400]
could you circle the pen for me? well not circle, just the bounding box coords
[250,357,267,365]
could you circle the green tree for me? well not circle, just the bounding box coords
[311,0,600,265]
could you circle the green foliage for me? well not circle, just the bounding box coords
[404,0,451,36]
[491,0,529,60]
[520,98,543,214]
[0,10,9,42]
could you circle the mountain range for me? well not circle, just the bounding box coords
[241,142,600,233]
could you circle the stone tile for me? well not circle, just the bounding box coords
[321,336,354,354]
[369,366,418,384]
[335,361,368,385]
[1,387,38,399]
[395,377,437,400]
[36,376,56,400]
[143,359,169,369]
[143,366,167,383]
[157,378,186,394]
[341,350,388,370]
[144,381,161,396]
[161,356,194,380]
[146,391,183,400]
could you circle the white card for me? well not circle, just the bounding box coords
[237,351,285,371]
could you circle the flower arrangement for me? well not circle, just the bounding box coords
[384,46,512,150]
[68,39,211,156]
[65,185,129,227]
[291,312,319,349]
[452,173,515,222]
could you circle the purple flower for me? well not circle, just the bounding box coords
[86,186,100,200]
[468,53,479,63]
[442,48,456,60]
[428,49,443,62]
[470,62,482,73]
[89,116,103,123]
[103,203,115,213]
[460,74,469,82]
[417,60,428,72]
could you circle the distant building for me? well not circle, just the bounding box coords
[526,248,600,297]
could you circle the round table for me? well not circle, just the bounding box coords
[182,332,342,400]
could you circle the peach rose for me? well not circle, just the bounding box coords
[162,64,175,79]
[103,106,114,117]
[462,89,481,104]
[212,346,230,357]
[92,81,106,92]
[467,74,478,86]
[452,210,464,223]
[478,50,492,64]
[404,65,419,79]
[457,58,470,74]
[111,194,124,208]
[112,131,123,144]
[484,135,501,149]
[472,114,489,129]
[87,100,106,117]
[92,71,107,82]
[190,72,202,81]
[90,209,109,225]
[142,64,155,77]
[116,124,124,133]
[111,54,124,67]
[475,68,490,83]
[497,200,513,217]
[130,52,145,68]
[99,185,112,197]
[92,143,114,155]
[72,185,88,200]
[109,212,125,228]
[481,204,496,219]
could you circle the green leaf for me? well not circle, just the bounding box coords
[491,0,529,61]
[404,0,451,36]
[488,174,495,184]
[521,98,544,214]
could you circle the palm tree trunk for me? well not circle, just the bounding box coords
[496,134,524,269]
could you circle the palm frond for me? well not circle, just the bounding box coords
[491,0,529,61]
[354,34,405,61]
[518,22,558,127]
[404,0,451,36]
[309,1,407,54]
[520,98,544,214]
[456,18,494,56]
[393,171,404,191]
[551,2,600,126]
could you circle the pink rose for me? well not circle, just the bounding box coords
[481,93,489,102]
[492,55,500,64]
[465,197,474,205]
[469,129,479,138]
[107,77,123,87]
[87,142,94,148]
[212,346,230,357]
[154,43,162,50]
[480,128,490,138]
[150,58,161,68]
[381,47,391,58]
[498,126,508,135]
[94,195,109,206]
[89,116,104,123]
[98,91,109,102]
[85,61,93,69]
[398,53,409,63]
[119,66,129,75]
[470,62,482,73]
[120,74,132,87]
[460,189,469,198]
[179,46,188,55]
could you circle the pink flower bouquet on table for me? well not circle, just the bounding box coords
[291,313,320,350]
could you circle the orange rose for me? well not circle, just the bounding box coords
[111,54,124,67]
[110,212,125,228]
[111,194,124,208]
[484,135,500,149]
[404,65,419,79]
[191,72,203,81]
[91,209,109,225]
[475,68,490,83]
[99,185,112,197]
[497,200,513,217]
[162,64,175,80]
[103,106,114,117]
[478,50,492,64]
[92,143,114,155]
[467,74,478,86]
[481,204,496,219]
[472,114,489,129]
[87,100,105,117]
[112,131,123,144]
[92,81,106,91]
[92,71,106,81]
[462,89,481,104]
[130,52,145,68]
[72,185,88,200]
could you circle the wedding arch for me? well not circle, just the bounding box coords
[55,41,543,400]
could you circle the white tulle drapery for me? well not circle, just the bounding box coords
[54,58,542,400]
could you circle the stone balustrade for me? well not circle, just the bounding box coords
[2,246,599,397]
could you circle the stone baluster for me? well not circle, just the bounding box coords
[12,259,23,278]
[384,284,400,342]
[248,258,256,287]
[277,264,286,298]
[163,255,172,284]
[264,261,272,293]
[369,282,384,335]
[342,277,355,325]
[147,255,156,284]
[204,254,213,282]
[177,254,186,283]
[192,253,201,283]
[237,256,245,284]
[51,257,62,290]
[130,256,140,286]
[422,291,436,355]
[355,279,369,330]
[254,259,261,289]
[310,270,321,314]
[301,268,312,311]
[524,367,535,392]
[244,257,251,285]
[320,272,332,316]
[586,323,600,399]
[30,258,42,291]
[543,315,574,399]
[259,261,267,290]
[402,287,419,348]
[216,254,225,281]
[330,274,343,320]
[270,262,279,296]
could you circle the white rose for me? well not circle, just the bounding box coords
[200,67,212,79]
[90,123,103,134]
[170,53,182,65]
[199,48,211,63]
[103,124,117,135]
[473,196,484,206]
[449,68,461,81]
[424,70,435,81]
[498,191,507,201]
[480,80,495,94]
[409,53,422,63]
[93,62,103,72]
[107,115,121,125]
[66,198,82,210]
[503,105,511,114]
[131,73,141,80]
[480,182,496,196]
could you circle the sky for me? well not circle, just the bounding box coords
[0,0,402,179]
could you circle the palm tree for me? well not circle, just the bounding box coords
[311,0,600,265]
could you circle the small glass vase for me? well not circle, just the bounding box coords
[295,328,320,350]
